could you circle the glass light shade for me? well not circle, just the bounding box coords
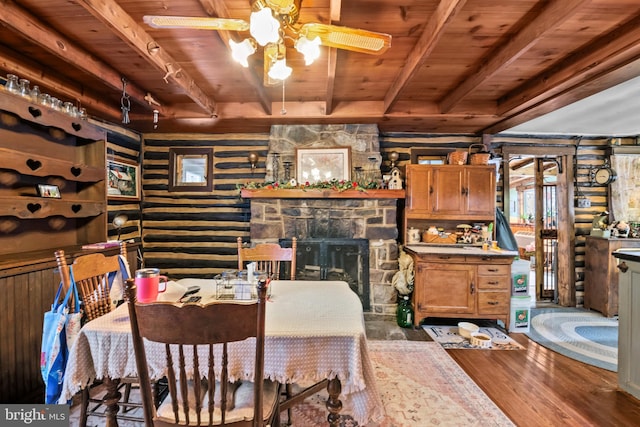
[230,39,256,67]
[295,36,321,65]
[268,58,292,81]
[250,8,280,46]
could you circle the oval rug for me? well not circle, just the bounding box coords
[526,307,618,372]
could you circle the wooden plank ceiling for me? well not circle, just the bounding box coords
[1,0,640,135]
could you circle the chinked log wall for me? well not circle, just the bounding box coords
[104,123,143,242]
[140,130,612,306]
[141,134,270,278]
[381,132,613,305]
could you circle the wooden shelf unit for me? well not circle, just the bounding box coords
[0,91,107,256]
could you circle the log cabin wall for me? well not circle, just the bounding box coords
[139,129,614,307]
[380,132,616,306]
[141,134,269,278]
[104,123,143,242]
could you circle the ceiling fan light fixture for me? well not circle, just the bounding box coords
[295,35,321,65]
[268,57,292,81]
[230,39,257,67]
[250,8,280,46]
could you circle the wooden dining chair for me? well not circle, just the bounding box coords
[237,237,297,280]
[124,278,281,427]
[55,242,143,426]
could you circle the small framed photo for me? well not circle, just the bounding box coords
[37,184,61,198]
[296,147,351,184]
[107,158,141,200]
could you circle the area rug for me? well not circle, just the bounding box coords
[288,340,515,426]
[422,325,525,350]
[526,307,618,372]
[70,341,514,427]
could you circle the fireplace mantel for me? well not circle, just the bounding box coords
[240,189,405,199]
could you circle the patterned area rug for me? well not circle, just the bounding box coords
[287,340,514,426]
[526,307,618,372]
[70,341,514,426]
[422,325,525,350]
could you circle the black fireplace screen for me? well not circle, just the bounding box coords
[279,238,370,310]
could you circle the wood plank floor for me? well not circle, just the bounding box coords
[364,315,640,427]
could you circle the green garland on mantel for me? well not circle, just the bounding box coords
[237,178,380,192]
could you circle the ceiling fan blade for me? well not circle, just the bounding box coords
[143,15,249,31]
[300,23,391,55]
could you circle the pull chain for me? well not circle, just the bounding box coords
[280,80,287,115]
[120,77,130,124]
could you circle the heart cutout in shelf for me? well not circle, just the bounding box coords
[70,166,82,177]
[26,159,42,171]
[71,204,82,213]
[28,106,42,118]
[27,203,41,213]
[71,123,82,131]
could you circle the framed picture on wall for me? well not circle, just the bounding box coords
[36,184,61,198]
[107,158,140,200]
[168,147,213,192]
[296,147,351,184]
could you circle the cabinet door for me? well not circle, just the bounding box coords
[405,165,432,214]
[464,167,496,216]
[431,166,465,215]
[415,262,475,314]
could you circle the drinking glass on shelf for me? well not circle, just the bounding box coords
[5,74,19,94]
[30,85,40,104]
[18,79,31,98]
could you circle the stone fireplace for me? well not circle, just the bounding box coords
[245,124,401,314]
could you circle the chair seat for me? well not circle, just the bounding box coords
[156,380,279,425]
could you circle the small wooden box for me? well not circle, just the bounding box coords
[423,233,457,244]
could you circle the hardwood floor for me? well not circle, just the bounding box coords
[364,314,640,427]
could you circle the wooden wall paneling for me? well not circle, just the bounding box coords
[0,267,59,403]
[141,134,269,279]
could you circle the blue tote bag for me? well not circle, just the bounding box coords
[40,279,78,404]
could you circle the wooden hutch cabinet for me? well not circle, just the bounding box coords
[403,164,496,243]
[584,236,640,317]
[403,164,514,327]
[0,91,138,402]
[409,249,514,327]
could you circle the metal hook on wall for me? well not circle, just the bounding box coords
[120,77,130,124]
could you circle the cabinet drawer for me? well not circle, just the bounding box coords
[478,264,510,276]
[421,254,467,263]
[477,291,510,314]
[477,275,509,290]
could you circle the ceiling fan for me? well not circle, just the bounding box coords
[143,0,391,86]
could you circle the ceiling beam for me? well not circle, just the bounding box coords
[323,1,340,116]
[74,0,217,117]
[0,0,167,116]
[497,13,640,117]
[197,0,272,115]
[383,0,466,113]
[439,0,590,113]
[324,48,338,115]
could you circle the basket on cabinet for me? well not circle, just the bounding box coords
[468,144,491,165]
[447,151,468,165]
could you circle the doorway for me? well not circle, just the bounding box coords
[502,146,576,306]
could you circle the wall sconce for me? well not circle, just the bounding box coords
[389,151,400,169]
[112,213,128,241]
[248,152,259,174]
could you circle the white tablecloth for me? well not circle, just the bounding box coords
[61,280,384,424]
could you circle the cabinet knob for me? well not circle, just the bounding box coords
[488,301,499,305]
[470,282,475,294]
[617,262,629,273]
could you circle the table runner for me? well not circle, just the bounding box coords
[61,280,383,424]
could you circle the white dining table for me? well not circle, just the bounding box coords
[61,279,384,426]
